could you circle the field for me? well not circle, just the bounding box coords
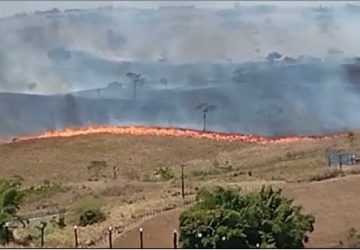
[1,130,360,248]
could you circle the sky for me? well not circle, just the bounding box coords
[0,1,358,18]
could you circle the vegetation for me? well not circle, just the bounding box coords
[339,228,360,248]
[179,186,315,248]
[308,168,343,182]
[195,103,217,132]
[153,167,175,181]
[0,179,24,244]
[21,180,69,199]
[69,196,105,226]
[79,208,106,226]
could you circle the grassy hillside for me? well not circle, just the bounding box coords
[1,131,360,247]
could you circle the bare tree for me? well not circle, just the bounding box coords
[126,72,144,100]
[195,103,217,132]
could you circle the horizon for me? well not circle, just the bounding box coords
[1,0,359,18]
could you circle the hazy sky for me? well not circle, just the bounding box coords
[0,1,358,18]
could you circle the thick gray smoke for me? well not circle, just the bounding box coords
[1,3,360,138]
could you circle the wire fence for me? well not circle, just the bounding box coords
[72,226,179,249]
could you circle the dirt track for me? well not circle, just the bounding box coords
[114,208,181,248]
[114,175,360,248]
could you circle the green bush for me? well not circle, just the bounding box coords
[79,208,106,226]
[0,179,24,245]
[179,186,315,249]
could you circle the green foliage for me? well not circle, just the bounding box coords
[0,178,24,245]
[179,186,315,249]
[68,196,105,225]
[79,208,106,226]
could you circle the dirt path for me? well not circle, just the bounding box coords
[113,175,360,248]
[113,208,181,248]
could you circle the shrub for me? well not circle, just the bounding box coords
[79,208,106,226]
[179,186,315,249]
[153,167,175,181]
[339,227,360,248]
[69,196,105,225]
[309,169,342,182]
[0,180,24,245]
[191,169,221,177]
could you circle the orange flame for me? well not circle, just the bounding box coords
[14,125,343,144]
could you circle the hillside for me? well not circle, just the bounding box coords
[1,131,360,247]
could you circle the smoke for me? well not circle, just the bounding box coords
[1,4,360,92]
[1,3,360,137]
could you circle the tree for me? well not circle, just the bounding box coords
[126,72,145,100]
[0,179,24,245]
[196,103,217,132]
[266,51,282,62]
[179,186,315,249]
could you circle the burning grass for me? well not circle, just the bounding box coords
[14,124,343,144]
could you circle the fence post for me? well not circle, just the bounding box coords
[4,223,9,244]
[139,227,144,249]
[339,154,343,171]
[181,164,185,200]
[173,230,178,249]
[40,222,46,248]
[108,226,113,249]
[74,225,78,248]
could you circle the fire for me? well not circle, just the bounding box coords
[14,125,342,144]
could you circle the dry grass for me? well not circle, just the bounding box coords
[2,131,360,247]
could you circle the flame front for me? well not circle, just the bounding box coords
[15,125,342,144]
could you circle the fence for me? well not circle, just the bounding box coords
[326,152,358,168]
[73,226,179,249]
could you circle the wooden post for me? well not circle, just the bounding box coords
[74,225,78,248]
[339,154,343,171]
[173,230,178,249]
[139,228,144,249]
[108,226,113,249]
[40,222,46,248]
[4,223,9,244]
[181,164,185,200]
